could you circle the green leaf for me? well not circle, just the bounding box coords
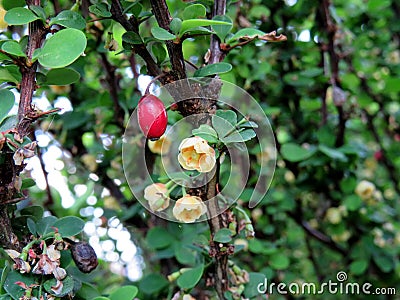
[44,276,74,297]
[38,28,87,68]
[350,260,368,275]
[174,243,196,266]
[151,43,167,64]
[227,28,265,43]
[122,31,143,45]
[75,282,101,299]
[193,62,232,77]
[151,27,176,41]
[61,111,89,130]
[49,10,86,30]
[183,4,206,20]
[223,129,256,144]
[139,273,169,295]
[180,19,231,36]
[213,228,232,243]
[177,264,204,289]
[1,41,26,57]
[244,273,266,298]
[93,298,110,300]
[269,252,290,270]
[53,216,85,237]
[146,227,174,249]
[4,7,40,25]
[0,67,20,84]
[343,195,362,211]
[318,145,348,162]
[20,205,43,220]
[0,89,15,123]
[0,115,18,132]
[21,178,36,189]
[373,254,393,273]
[170,18,182,34]
[109,286,138,300]
[36,215,58,235]
[212,115,234,140]
[4,270,36,300]
[27,218,37,235]
[43,68,81,85]
[2,0,25,10]
[192,124,218,143]
[211,15,233,41]
[216,110,237,126]
[89,3,112,17]
[182,26,213,37]
[29,5,46,21]
[281,143,315,162]
[385,78,400,93]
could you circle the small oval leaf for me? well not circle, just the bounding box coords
[180,19,231,36]
[281,143,315,162]
[177,264,204,289]
[151,27,176,41]
[0,89,15,123]
[212,15,233,41]
[194,62,232,77]
[50,10,86,30]
[183,4,206,20]
[36,216,58,235]
[1,40,26,57]
[213,228,232,243]
[4,7,40,25]
[38,28,87,68]
[122,31,143,45]
[45,68,80,85]
[53,216,85,237]
[109,286,138,300]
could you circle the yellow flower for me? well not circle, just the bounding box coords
[172,195,207,223]
[178,136,216,172]
[355,180,376,200]
[148,134,172,155]
[183,295,196,300]
[144,183,170,212]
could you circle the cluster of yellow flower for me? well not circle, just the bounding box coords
[145,135,216,223]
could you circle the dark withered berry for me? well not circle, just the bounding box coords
[70,241,98,273]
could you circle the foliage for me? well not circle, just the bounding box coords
[0,0,399,299]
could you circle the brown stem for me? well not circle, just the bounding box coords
[209,0,227,64]
[207,173,229,300]
[205,1,229,299]
[0,0,46,250]
[17,9,47,135]
[149,0,186,80]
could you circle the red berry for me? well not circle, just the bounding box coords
[137,94,167,140]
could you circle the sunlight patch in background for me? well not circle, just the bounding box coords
[23,91,145,282]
